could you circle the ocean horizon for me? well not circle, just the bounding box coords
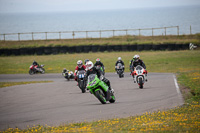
[0,5,200,40]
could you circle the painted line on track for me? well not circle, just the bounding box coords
[173,74,181,95]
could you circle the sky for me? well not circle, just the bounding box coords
[0,0,200,13]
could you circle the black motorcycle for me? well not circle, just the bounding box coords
[116,63,124,78]
[77,70,87,93]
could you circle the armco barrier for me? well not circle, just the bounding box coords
[0,44,189,56]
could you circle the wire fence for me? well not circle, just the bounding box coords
[0,26,182,41]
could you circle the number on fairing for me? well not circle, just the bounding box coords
[79,74,84,78]
[137,70,142,74]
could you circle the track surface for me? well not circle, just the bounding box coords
[0,73,183,130]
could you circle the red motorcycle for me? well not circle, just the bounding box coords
[29,65,45,75]
[131,65,147,89]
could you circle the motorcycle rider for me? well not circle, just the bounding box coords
[94,58,105,72]
[84,59,90,65]
[32,60,41,70]
[130,55,147,82]
[85,61,114,93]
[115,57,125,72]
[74,60,86,82]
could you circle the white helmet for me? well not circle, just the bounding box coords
[133,55,140,62]
[118,57,122,61]
[86,61,93,70]
[77,60,83,68]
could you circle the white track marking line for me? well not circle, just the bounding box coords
[173,74,181,95]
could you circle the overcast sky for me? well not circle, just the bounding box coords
[0,0,200,13]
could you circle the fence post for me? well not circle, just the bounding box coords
[45,32,47,40]
[164,27,166,36]
[99,31,101,39]
[72,31,75,39]
[59,32,61,40]
[190,25,192,35]
[113,30,115,37]
[86,31,88,38]
[177,26,179,36]
[139,29,141,36]
[126,30,128,36]
[152,28,154,36]
[3,34,5,41]
[18,33,20,41]
[32,32,34,40]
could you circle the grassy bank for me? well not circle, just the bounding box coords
[0,34,200,49]
[0,50,200,132]
[3,102,199,132]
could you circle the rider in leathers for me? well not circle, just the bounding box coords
[94,58,105,72]
[85,61,114,93]
[130,55,147,82]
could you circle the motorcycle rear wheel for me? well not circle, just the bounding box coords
[41,68,45,74]
[95,89,106,104]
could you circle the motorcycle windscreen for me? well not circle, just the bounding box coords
[88,74,96,83]
[117,63,123,69]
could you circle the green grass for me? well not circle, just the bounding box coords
[0,81,53,88]
[0,34,200,49]
[0,50,200,132]
[0,50,199,74]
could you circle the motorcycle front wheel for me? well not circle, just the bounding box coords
[139,78,143,89]
[29,69,34,75]
[109,92,115,103]
[79,80,86,93]
[95,89,106,104]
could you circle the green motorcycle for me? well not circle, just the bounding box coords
[87,74,115,104]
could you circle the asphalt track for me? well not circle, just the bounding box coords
[0,73,184,130]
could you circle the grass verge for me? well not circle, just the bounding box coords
[0,34,199,49]
[0,81,53,88]
[2,102,199,133]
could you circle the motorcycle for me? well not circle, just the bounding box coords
[131,65,147,89]
[95,65,105,75]
[116,63,124,78]
[87,74,115,104]
[29,65,45,75]
[62,70,74,81]
[77,70,87,93]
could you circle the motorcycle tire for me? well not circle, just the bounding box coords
[41,68,45,74]
[109,93,115,103]
[139,78,143,89]
[79,81,86,93]
[29,69,34,75]
[95,89,106,104]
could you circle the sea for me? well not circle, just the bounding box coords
[0,5,200,40]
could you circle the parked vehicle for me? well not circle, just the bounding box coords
[131,65,147,89]
[116,63,124,78]
[29,65,45,75]
[87,74,115,104]
[77,70,87,93]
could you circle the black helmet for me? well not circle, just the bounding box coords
[84,59,89,64]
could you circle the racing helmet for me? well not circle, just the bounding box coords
[86,61,93,70]
[77,60,83,68]
[96,58,100,62]
[133,55,140,62]
[118,57,122,61]
[84,59,89,64]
